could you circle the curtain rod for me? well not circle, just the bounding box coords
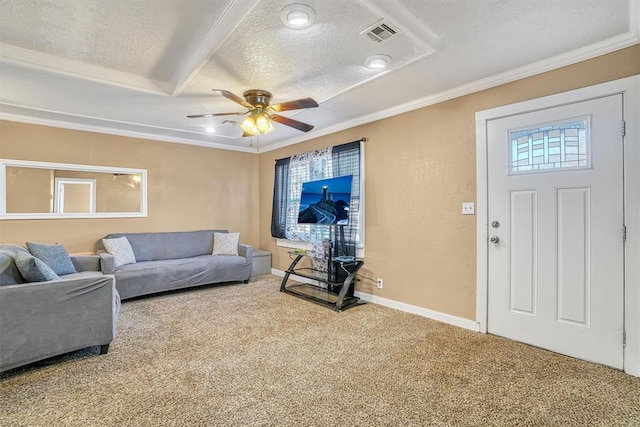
[275,137,367,162]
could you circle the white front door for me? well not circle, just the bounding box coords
[487,94,624,369]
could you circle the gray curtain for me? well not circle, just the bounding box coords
[271,157,290,238]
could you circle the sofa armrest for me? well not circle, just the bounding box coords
[0,274,120,373]
[98,252,115,274]
[238,244,253,265]
[71,255,101,272]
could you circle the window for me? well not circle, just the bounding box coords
[271,141,363,250]
[509,118,589,174]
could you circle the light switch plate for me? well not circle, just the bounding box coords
[462,202,475,215]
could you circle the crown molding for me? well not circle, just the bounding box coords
[0,109,256,154]
[0,43,170,95]
[261,30,640,153]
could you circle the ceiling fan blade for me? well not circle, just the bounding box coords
[271,114,314,132]
[187,112,246,118]
[270,98,318,113]
[212,89,254,110]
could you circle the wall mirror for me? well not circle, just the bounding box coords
[0,159,147,220]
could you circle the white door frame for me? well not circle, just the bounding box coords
[475,75,640,377]
[54,177,97,213]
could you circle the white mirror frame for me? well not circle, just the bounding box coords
[0,159,147,220]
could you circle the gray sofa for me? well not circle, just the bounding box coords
[0,244,120,373]
[97,230,253,300]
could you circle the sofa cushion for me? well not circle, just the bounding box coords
[113,255,247,299]
[26,242,77,275]
[102,237,137,268]
[100,230,228,262]
[14,251,60,282]
[62,270,109,280]
[212,232,239,256]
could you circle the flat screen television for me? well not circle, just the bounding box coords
[297,175,353,225]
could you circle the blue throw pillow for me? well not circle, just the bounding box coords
[25,242,77,275]
[14,251,60,282]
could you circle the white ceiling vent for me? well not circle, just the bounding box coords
[360,19,402,43]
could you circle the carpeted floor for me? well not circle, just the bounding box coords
[1,275,639,426]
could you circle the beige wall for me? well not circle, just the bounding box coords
[6,166,52,213]
[0,122,260,253]
[258,45,640,321]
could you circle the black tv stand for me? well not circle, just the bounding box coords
[280,251,365,312]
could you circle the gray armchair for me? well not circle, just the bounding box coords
[0,244,120,373]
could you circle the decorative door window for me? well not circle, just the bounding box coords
[509,117,589,174]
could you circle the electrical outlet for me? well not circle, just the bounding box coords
[376,278,384,289]
[462,202,475,215]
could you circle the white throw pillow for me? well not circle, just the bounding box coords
[102,236,137,267]
[212,232,239,256]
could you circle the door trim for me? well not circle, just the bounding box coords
[475,75,640,377]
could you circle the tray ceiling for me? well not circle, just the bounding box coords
[0,0,637,152]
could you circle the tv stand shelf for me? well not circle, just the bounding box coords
[280,252,365,312]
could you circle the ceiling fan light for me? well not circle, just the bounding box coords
[264,119,275,134]
[240,116,258,135]
[281,4,316,29]
[255,114,272,132]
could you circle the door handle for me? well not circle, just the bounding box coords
[490,236,500,243]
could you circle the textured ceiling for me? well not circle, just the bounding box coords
[0,0,637,152]
[0,0,230,82]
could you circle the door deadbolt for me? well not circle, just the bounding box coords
[490,236,500,243]
[491,221,500,228]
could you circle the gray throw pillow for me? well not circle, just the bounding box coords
[102,236,137,268]
[212,232,239,256]
[26,242,77,275]
[15,251,60,282]
[0,247,28,286]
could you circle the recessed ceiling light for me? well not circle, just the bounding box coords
[364,54,391,69]
[281,4,316,29]
[205,126,215,133]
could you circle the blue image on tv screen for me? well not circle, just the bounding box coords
[297,175,353,225]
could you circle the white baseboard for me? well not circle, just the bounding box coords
[271,268,480,332]
[354,291,480,332]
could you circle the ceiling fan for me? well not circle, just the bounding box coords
[188,89,318,137]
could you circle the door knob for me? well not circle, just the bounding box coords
[490,236,500,243]
[491,221,500,228]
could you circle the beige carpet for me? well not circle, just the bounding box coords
[1,275,639,426]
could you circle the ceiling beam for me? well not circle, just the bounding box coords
[169,0,260,97]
